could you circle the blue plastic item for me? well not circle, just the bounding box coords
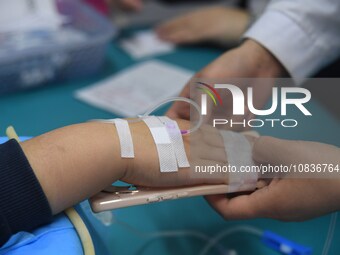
[0,0,116,95]
[0,214,82,255]
[262,231,312,255]
[0,137,32,144]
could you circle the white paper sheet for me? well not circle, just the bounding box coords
[75,60,193,117]
[120,30,175,59]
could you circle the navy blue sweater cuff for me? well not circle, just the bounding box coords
[0,139,52,246]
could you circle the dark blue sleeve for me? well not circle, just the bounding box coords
[0,139,52,246]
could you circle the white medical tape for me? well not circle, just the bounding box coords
[219,130,258,192]
[142,116,178,172]
[158,116,190,168]
[113,119,135,158]
[92,119,134,158]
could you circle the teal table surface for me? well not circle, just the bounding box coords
[1,36,340,255]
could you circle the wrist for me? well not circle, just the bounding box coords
[240,39,288,77]
[121,121,159,183]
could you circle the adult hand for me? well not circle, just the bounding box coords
[166,39,287,131]
[156,7,249,45]
[206,136,340,221]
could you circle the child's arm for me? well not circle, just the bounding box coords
[21,120,229,215]
[21,122,129,215]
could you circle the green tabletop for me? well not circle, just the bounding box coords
[1,35,339,255]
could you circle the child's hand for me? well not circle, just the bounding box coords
[156,7,249,45]
[121,119,230,187]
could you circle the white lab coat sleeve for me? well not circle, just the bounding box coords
[243,0,340,85]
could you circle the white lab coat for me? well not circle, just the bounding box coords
[244,0,340,84]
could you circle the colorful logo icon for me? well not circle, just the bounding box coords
[197,82,223,106]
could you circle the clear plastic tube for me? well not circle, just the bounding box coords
[114,219,262,255]
[135,230,227,255]
[141,97,203,135]
[199,226,263,255]
[115,219,228,255]
[92,97,203,135]
[321,212,337,255]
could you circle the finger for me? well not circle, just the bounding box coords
[157,14,192,33]
[254,137,340,169]
[205,187,275,220]
[156,16,189,36]
[162,30,196,44]
[205,176,287,220]
[166,102,191,120]
[166,108,181,119]
[204,194,259,219]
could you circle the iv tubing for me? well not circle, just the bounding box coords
[141,96,203,135]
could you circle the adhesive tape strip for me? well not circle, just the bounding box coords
[113,119,135,158]
[219,130,258,192]
[92,119,135,158]
[143,116,178,172]
[158,116,190,168]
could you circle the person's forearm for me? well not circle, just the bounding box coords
[21,122,129,215]
[19,119,249,215]
[239,39,288,77]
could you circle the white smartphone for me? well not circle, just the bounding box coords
[90,184,229,212]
